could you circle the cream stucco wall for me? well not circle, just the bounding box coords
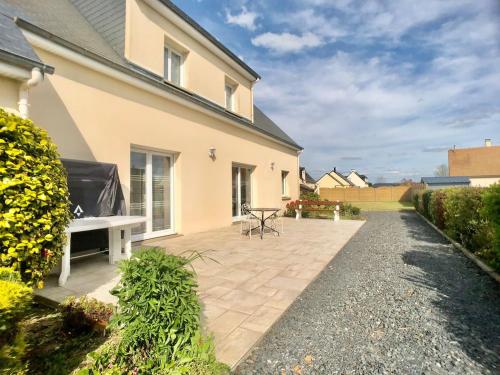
[28,48,299,235]
[0,75,21,115]
[125,0,254,120]
[317,174,343,189]
[347,172,368,188]
[470,177,500,187]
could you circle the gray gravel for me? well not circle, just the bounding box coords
[234,211,500,375]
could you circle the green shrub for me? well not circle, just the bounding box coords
[429,190,447,230]
[413,193,420,211]
[482,184,500,271]
[443,188,494,254]
[0,109,71,287]
[61,296,114,334]
[300,192,320,201]
[87,248,228,373]
[0,268,32,350]
[341,203,361,217]
[421,190,433,218]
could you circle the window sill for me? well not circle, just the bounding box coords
[281,196,292,201]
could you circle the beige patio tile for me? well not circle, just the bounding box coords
[265,276,310,292]
[240,305,284,333]
[252,285,279,297]
[202,285,233,298]
[201,303,227,322]
[264,289,301,310]
[219,268,257,283]
[215,327,262,368]
[207,310,251,338]
[238,268,282,292]
[215,289,268,314]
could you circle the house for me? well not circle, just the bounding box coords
[316,168,352,190]
[448,139,500,187]
[299,167,317,194]
[346,170,369,188]
[0,0,302,239]
[421,176,471,190]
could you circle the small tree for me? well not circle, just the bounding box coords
[0,109,71,287]
[434,164,449,177]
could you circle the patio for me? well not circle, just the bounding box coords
[35,217,364,368]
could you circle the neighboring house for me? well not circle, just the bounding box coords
[299,167,317,194]
[448,139,500,187]
[316,168,352,190]
[421,176,471,190]
[0,0,302,238]
[346,170,369,188]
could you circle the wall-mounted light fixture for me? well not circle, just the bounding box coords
[270,162,275,170]
[208,146,216,159]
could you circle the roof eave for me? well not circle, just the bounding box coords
[151,0,260,81]
[15,18,300,151]
[0,48,54,74]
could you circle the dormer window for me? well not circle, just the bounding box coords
[225,84,234,111]
[164,46,183,86]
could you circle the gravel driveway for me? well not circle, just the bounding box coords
[234,211,500,374]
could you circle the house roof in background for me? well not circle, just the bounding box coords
[329,170,353,186]
[421,176,470,185]
[0,0,297,149]
[299,167,316,184]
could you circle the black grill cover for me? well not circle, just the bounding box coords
[62,159,126,218]
[61,159,126,253]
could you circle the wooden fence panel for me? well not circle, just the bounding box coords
[320,186,416,202]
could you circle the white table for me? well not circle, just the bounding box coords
[59,216,146,286]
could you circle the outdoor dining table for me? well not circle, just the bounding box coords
[248,207,281,239]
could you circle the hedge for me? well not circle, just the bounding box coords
[414,186,499,272]
[0,109,71,287]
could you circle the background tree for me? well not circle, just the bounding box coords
[434,164,449,177]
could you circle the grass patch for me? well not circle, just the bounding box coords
[349,201,414,211]
[16,304,108,375]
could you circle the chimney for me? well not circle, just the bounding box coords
[485,138,492,147]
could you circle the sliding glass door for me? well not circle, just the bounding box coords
[131,150,173,240]
[232,165,252,219]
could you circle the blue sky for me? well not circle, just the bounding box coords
[173,0,500,182]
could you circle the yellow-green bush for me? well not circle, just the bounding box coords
[0,109,71,286]
[0,268,32,348]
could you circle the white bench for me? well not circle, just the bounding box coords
[59,216,146,286]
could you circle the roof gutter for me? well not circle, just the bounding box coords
[17,19,301,151]
[0,48,54,75]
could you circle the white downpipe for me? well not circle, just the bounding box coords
[18,67,43,119]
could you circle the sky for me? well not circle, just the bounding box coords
[173,0,500,182]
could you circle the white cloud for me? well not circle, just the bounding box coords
[225,6,259,31]
[251,32,323,53]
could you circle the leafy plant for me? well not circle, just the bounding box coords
[421,190,433,219]
[429,190,447,230]
[482,184,500,270]
[443,188,494,257]
[0,268,32,348]
[84,247,229,373]
[300,192,320,201]
[341,203,361,217]
[0,109,71,287]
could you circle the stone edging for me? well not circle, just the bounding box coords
[415,211,500,283]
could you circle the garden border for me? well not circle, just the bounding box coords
[416,211,500,283]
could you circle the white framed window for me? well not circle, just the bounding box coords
[232,165,253,220]
[281,171,289,197]
[225,84,234,111]
[164,46,183,86]
[130,149,175,241]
